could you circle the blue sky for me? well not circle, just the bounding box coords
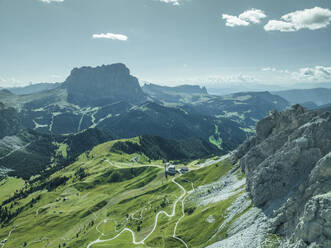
[0,0,331,87]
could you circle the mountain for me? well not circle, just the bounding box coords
[1,104,329,247]
[0,64,290,154]
[96,102,247,152]
[273,88,331,106]
[0,89,14,101]
[208,82,331,96]
[0,101,114,179]
[110,135,221,161]
[315,102,331,112]
[7,83,62,95]
[142,83,208,104]
[300,101,318,110]
[0,128,113,180]
[182,91,290,131]
[64,64,147,106]
[234,105,331,247]
[0,133,240,248]
[0,102,21,139]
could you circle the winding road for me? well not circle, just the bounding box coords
[87,177,191,248]
[0,226,16,248]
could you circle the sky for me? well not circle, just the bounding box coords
[0,0,331,87]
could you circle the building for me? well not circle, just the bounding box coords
[179,167,189,174]
[166,164,179,176]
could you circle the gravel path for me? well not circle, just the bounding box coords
[86,177,189,248]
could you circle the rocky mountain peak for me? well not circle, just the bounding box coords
[235,105,331,247]
[64,63,147,106]
[255,104,307,141]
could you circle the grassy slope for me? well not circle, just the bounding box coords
[0,138,244,248]
[0,177,25,201]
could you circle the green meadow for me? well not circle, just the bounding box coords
[0,138,243,248]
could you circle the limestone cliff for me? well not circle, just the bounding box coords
[64,63,147,106]
[235,105,331,247]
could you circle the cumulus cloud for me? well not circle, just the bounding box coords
[40,0,64,3]
[239,9,267,24]
[222,15,250,27]
[160,0,180,5]
[222,9,266,27]
[292,66,331,81]
[92,33,128,41]
[264,7,331,32]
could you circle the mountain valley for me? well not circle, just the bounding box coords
[0,64,330,248]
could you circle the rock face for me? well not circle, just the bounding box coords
[64,63,147,106]
[235,105,331,247]
[0,102,21,139]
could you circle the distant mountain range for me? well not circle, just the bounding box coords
[1,104,330,248]
[1,63,331,248]
[142,83,208,104]
[7,83,62,95]
[0,64,291,153]
[273,88,331,106]
[207,82,331,96]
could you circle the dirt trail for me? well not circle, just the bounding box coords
[87,177,190,248]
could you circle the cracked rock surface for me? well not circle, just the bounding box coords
[235,105,331,247]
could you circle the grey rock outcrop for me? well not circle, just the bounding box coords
[64,63,147,106]
[235,105,331,247]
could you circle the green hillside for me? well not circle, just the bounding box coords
[0,137,248,248]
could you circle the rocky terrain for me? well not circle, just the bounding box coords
[64,63,147,106]
[235,105,331,247]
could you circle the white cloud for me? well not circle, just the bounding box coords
[264,7,331,32]
[261,67,290,74]
[262,67,277,72]
[40,0,64,3]
[222,9,266,27]
[222,15,250,27]
[292,66,331,81]
[181,75,259,85]
[0,77,25,88]
[159,0,180,5]
[239,9,267,24]
[92,33,128,41]
[261,66,331,82]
